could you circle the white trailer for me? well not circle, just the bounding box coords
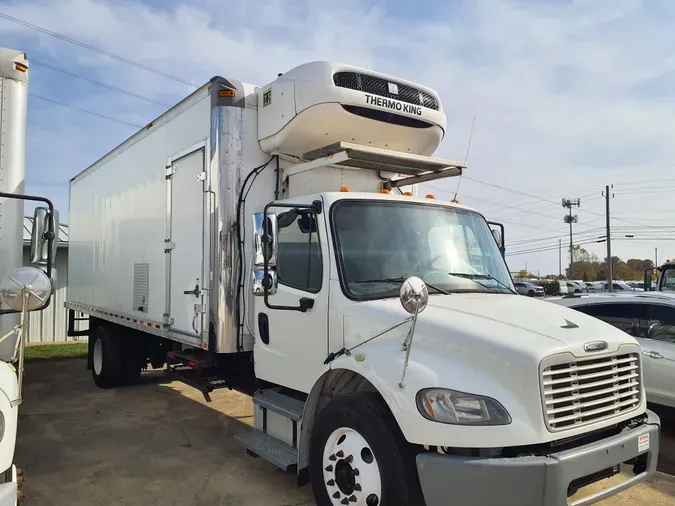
[0,48,59,506]
[67,61,659,506]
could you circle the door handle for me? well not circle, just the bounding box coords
[184,284,201,298]
[643,351,664,359]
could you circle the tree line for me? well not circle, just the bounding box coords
[516,246,654,281]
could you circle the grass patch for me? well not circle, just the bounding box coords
[25,342,88,362]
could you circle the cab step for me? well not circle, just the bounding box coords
[234,430,298,472]
[236,389,306,472]
[253,389,304,421]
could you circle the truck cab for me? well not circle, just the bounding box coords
[645,261,675,292]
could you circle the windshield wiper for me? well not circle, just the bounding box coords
[447,272,518,295]
[354,277,449,295]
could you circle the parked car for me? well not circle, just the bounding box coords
[513,281,544,297]
[551,292,675,408]
[600,280,636,292]
[565,281,587,294]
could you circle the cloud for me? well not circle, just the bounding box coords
[2,0,675,273]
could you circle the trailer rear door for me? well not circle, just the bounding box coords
[166,145,209,340]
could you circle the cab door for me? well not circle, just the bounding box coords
[251,198,330,393]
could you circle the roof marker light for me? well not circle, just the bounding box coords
[339,186,351,192]
[426,194,436,199]
[403,192,413,196]
[379,189,390,194]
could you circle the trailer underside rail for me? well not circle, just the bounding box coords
[297,141,467,188]
[166,350,231,402]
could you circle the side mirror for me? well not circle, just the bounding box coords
[491,229,502,247]
[487,221,505,258]
[252,269,277,296]
[399,276,429,315]
[30,206,59,266]
[647,322,661,339]
[644,269,653,292]
[252,212,277,267]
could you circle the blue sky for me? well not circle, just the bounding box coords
[2,0,675,275]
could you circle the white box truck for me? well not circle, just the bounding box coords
[0,47,60,506]
[66,61,660,506]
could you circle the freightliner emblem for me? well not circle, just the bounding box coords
[584,341,609,352]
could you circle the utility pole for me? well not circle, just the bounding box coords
[562,198,580,278]
[655,247,658,268]
[558,239,562,276]
[603,185,614,291]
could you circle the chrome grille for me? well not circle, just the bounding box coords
[541,353,641,431]
[333,71,440,111]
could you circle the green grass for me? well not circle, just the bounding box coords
[25,342,88,362]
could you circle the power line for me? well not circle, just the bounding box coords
[0,12,199,88]
[29,93,142,128]
[31,59,171,108]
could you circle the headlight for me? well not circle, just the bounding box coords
[416,388,511,426]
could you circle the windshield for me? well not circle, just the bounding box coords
[331,200,514,299]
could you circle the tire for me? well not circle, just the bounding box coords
[309,392,423,506]
[527,290,534,297]
[91,325,124,388]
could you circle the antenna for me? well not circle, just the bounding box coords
[452,116,475,203]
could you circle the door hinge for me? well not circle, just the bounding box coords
[164,239,175,253]
[163,314,174,327]
[197,172,207,182]
[165,165,176,179]
[194,304,206,314]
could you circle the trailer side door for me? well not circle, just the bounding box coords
[166,145,209,341]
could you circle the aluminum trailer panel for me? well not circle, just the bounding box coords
[67,84,213,348]
[0,49,29,357]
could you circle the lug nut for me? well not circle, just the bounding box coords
[349,496,357,503]
[345,455,353,463]
[336,450,344,458]
[327,479,335,486]
[329,454,337,461]
[325,465,333,472]
[341,499,349,505]
[354,484,362,492]
[353,469,360,476]
[333,491,341,499]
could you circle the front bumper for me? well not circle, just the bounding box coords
[0,465,17,506]
[417,410,660,506]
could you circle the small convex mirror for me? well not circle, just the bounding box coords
[399,276,429,315]
[0,267,52,311]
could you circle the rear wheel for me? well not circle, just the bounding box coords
[310,392,423,506]
[527,290,534,297]
[91,325,124,388]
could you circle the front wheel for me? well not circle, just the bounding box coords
[309,392,423,506]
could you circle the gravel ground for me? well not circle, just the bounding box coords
[14,359,675,505]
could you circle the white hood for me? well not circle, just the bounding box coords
[343,293,636,361]
[338,293,643,447]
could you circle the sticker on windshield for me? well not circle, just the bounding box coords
[638,433,649,453]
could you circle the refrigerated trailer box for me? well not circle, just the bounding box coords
[66,61,660,506]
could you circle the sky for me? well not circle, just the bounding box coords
[2,0,675,276]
